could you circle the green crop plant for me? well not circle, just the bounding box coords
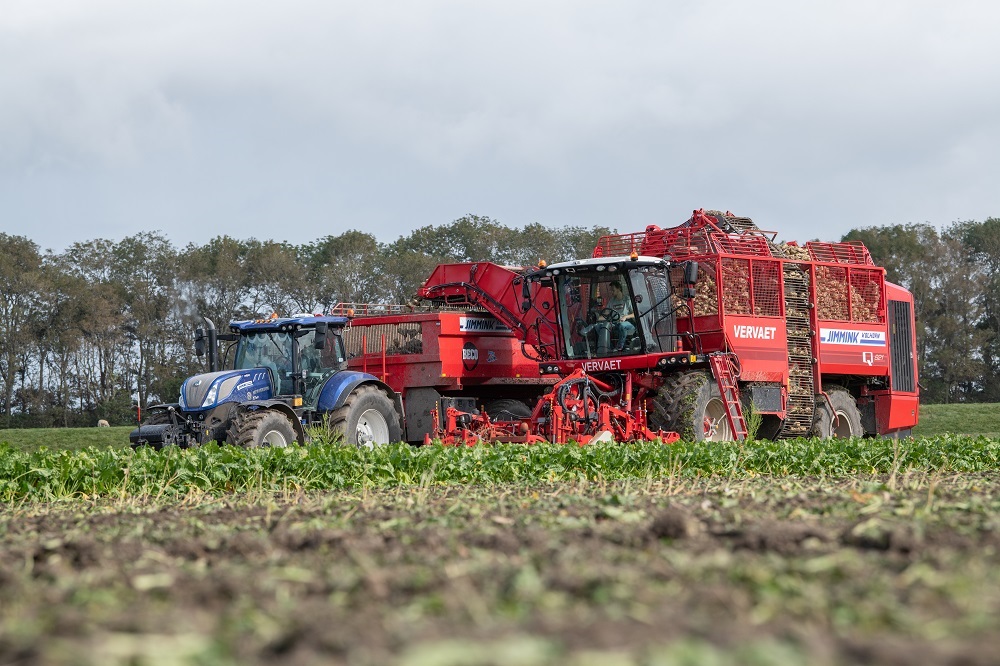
[2,435,1000,502]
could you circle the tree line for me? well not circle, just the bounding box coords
[0,216,611,427]
[1,214,996,428]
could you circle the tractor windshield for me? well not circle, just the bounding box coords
[234,331,296,393]
[234,328,347,402]
[555,265,677,360]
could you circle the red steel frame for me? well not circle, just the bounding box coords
[592,209,919,434]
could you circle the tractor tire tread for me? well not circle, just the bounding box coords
[484,399,533,421]
[228,409,296,448]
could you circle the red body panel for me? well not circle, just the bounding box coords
[724,315,789,384]
[344,311,547,394]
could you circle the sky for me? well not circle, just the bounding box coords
[2,0,999,253]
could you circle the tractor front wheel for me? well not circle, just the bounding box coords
[651,371,734,442]
[328,386,402,447]
[230,410,298,448]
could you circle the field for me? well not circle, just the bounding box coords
[2,411,1000,665]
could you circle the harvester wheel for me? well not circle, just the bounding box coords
[328,385,402,447]
[812,388,862,439]
[651,371,734,442]
[231,410,297,448]
[484,399,532,422]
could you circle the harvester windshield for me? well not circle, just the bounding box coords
[554,263,677,360]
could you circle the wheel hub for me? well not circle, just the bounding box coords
[356,408,390,447]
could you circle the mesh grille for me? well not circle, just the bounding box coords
[721,258,751,315]
[711,233,773,257]
[816,265,885,323]
[343,322,423,357]
[716,258,782,317]
[806,241,874,265]
[816,265,849,320]
[889,300,916,392]
[848,268,883,323]
[752,261,781,317]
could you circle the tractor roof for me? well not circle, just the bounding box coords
[229,314,350,333]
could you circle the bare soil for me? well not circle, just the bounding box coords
[2,473,999,665]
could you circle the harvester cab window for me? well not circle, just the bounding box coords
[557,273,641,359]
[629,267,676,354]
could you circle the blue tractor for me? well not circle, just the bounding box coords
[130,314,403,448]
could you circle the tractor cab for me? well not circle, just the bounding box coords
[543,256,688,360]
[227,315,349,407]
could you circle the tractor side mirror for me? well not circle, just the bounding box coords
[194,328,206,357]
[314,321,328,349]
[520,280,531,312]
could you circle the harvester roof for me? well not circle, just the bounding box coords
[542,255,668,273]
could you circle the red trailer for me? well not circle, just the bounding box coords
[338,303,555,444]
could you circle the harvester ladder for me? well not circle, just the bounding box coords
[778,261,816,437]
[709,353,748,441]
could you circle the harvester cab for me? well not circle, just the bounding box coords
[528,255,701,368]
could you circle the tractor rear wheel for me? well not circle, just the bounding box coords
[484,399,532,422]
[812,388,863,439]
[230,410,297,448]
[651,371,734,442]
[328,385,402,447]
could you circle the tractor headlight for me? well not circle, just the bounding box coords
[202,376,241,407]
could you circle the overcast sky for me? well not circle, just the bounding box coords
[2,1,998,253]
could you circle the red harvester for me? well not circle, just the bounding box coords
[344,209,918,444]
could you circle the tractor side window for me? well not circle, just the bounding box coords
[300,327,347,408]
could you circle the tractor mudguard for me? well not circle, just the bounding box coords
[142,403,181,417]
[234,400,306,444]
[316,372,404,431]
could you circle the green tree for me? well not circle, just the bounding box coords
[960,218,1000,401]
[299,231,385,310]
[0,234,43,423]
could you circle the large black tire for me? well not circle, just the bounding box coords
[812,388,863,439]
[484,399,532,422]
[328,385,402,447]
[650,371,734,442]
[230,410,298,448]
[140,408,172,427]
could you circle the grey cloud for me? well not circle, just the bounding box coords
[1,0,999,250]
